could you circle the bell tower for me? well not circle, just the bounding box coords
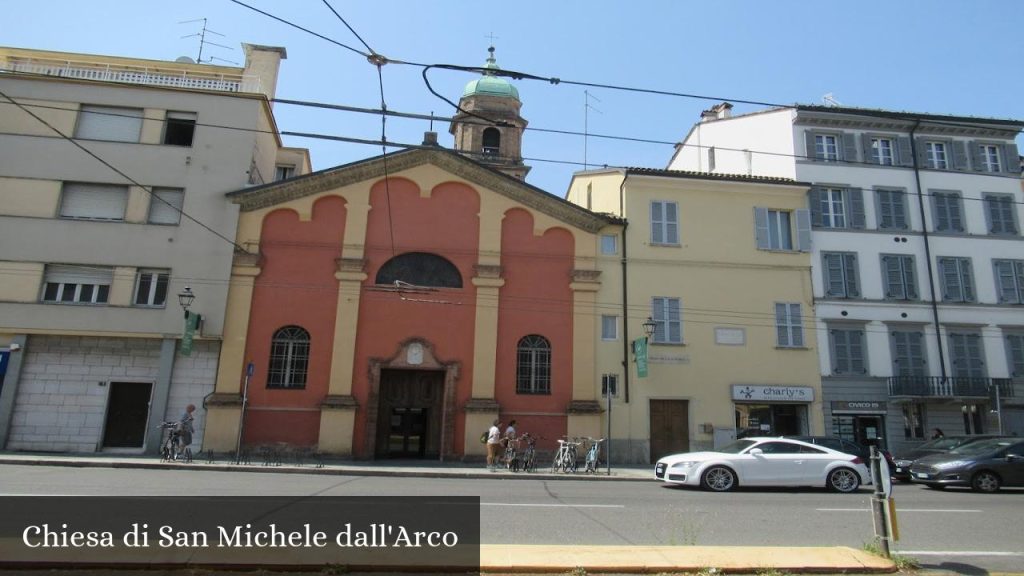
[449,47,530,180]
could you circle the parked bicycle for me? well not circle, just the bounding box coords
[583,437,605,473]
[157,421,192,463]
[551,437,582,473]
[503,434,521,472]
[519,433,537,473]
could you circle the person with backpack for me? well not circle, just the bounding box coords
[486,419,502,471]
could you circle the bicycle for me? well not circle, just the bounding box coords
[157,421,192,463]
[583,437,605,473]
[519,433,537,473]
[503,435,520,472]
[551,437,581,473]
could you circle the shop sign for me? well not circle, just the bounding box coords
[732,385,814,402]
[831,400,885,414]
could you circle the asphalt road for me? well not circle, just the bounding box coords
[1,464,1021,573]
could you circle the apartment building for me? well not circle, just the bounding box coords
[0,44,308,453]
[670,103,1024,454]
[567,168,820,464]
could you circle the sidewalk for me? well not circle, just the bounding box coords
[0,451,899,574]
[0,450,652,481]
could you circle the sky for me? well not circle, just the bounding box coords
[4,0,1023,195]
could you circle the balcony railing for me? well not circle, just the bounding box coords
[888,376,1016,399]
[2,57,261,94]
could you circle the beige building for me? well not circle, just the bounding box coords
[567,168,822,464]
[0,44,308,453]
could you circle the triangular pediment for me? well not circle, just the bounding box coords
[227,148,614,233]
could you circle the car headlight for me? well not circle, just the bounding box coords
[671,461,697,469]
[895,459,911,467]
[933,460,968,470]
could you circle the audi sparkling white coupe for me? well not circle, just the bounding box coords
[654,437,871,492]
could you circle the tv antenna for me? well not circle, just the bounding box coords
[180,18,237,65]
[822,92,842,107]
[584,90,602,170]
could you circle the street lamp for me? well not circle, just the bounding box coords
[642,316,657,340]
[178,286,195,318]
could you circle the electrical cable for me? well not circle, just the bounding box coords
[227,0,370,58]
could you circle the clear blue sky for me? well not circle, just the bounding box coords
[6,0,1023,195]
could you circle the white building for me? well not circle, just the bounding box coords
[0,44,308,453]
[670,103,1024,454]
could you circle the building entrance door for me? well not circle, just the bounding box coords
[376,369,443,459]
[101,382,153,448]
[650,399,689,463]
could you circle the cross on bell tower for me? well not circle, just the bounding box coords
[449,46,530,180]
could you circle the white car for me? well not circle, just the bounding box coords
[654,437,871,493]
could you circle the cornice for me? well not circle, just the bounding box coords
[229,149,611,233]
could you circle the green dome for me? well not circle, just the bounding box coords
[462,48,519,101]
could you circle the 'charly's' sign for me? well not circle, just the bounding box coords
[731,385,815,402]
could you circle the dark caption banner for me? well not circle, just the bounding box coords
[0,496,480,571]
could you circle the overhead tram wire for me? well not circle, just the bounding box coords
[3,95,1020,208]
[0,87,248,254]
[227,0,369,58]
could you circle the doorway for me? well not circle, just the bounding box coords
[650,399,690,463]
[376,370,443,458]
[101,382,153,448]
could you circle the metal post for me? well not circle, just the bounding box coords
[870,446,891,558]
[606,384,612,476]
[994,383,1003,435]
[234,362,253,465]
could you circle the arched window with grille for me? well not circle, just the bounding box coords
[376,252,462,288]
[267,326,310,389]
[482,127,501,157]
[516,334,551,394]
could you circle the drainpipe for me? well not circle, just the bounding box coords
[619,172,631,404]
[908,121,948,380]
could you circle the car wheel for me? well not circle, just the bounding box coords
[701,466,736,492]
[971,471,1001,493]
[827,467,861,493]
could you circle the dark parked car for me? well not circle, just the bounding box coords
[785,436,895,470]
[892,435,1002,482]
[909,437,1024,493]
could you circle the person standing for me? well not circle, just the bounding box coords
[486,419,502,471]
[179,404,196,449]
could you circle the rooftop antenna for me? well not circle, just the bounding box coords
[584,90,602,170]
[823,92,842,107]
[180,18,235,64]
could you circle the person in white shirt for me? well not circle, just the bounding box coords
[486,419,502,471]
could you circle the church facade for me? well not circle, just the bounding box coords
[204,54,622,459]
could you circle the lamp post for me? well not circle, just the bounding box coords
[178,286,195,319]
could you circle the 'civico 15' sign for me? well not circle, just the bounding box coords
[731,385,815,402]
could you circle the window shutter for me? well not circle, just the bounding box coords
[861,134,874,164]
[790,304,803,347]
[897,136,914,167]
[961,260,975,301]
[650,202,663,243]
[969,141,984,172]
[825,254,843,297]
[845,254,860,297]
[665,202,679,244]
[850,330,865,374]
[754,207,770,249]
[883,256,899,298]
[148,188,184,224]
[952,140,969,171]
[994,260,1014,303]
[905,257,918,299]
[842,133,858,163]
[808,189,823,227]
[804,131,817,160]
[983,195,997,234]
[1005,142,1021,173]
[60,183,128,220]
[1007,335,1024,377]
[795,209,812,252]
[939,258,955,300]
[75,105,143,142]
[915,138,929,167]
[831,329,845,373]
[45,265,113,285]
[892,191,908,229]
[848,187,866,228]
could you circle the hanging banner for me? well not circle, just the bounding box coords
[181,313,200,356]
[633,337,649,378]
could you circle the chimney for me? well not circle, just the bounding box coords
[242,44,288,102]
[422,131,439,146]
[712,102,733,119]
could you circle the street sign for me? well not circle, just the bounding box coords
[181,312,200,356]
[633,337,649,378]
[246,362,255,377]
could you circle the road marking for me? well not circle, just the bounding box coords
[482,503,625,508]
[816,508,980,513]
[898,551,1024,557]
